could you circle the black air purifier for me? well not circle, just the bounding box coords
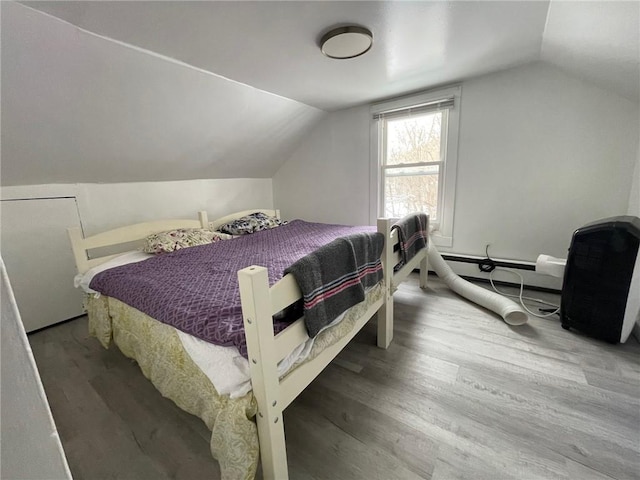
[560,216,640,343]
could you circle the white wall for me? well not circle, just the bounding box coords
[1,178,273,235]
[1,259,72,480]
[455,62,638,261]
[628,139,640,217]
[274,62,639,272]
[273,105,372,226]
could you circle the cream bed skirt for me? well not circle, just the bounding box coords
[86,283,383,480]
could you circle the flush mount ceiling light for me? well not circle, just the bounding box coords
[320,26,373,59]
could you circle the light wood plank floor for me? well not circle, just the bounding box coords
[29,275,640,479]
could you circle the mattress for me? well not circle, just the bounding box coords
[88,220,378,357]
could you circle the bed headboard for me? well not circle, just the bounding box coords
[68,209,281,275]
[68,211,209,275]
[208,209,280,231]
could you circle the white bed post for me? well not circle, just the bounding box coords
[420,253,429,289]
[237,266,289,480]
[377,218,394,349]
[67,227,89,275]
[420,217,430,288]
[197,210,209,229]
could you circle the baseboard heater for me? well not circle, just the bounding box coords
[436,253,560,294]
[440,253,535,271]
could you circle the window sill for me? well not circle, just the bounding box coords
[430,231,453,248]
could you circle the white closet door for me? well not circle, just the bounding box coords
[1,197,84,332]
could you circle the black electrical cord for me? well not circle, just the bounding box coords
[479,244,496,272]
[483,243,561,318]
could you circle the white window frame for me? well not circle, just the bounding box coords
[369,85,461,247]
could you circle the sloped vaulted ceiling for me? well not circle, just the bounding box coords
[2,1,638,186]
[18,0,552,110]
[1,2,325,186]
[541,1,639,102]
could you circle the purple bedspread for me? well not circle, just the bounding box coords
[90,220,376,357]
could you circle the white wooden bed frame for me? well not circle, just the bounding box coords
[68,211,210,275]
[68,210,428,480]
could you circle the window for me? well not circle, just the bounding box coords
[370,86,461,247]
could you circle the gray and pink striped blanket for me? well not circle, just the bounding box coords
[90,220,377,357]
[392,212,429,268]
[284,232,384,338]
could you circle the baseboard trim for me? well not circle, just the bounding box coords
[441,253,536,271]
[27,314,86,335]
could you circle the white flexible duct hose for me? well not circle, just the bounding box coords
[428,243,529,326]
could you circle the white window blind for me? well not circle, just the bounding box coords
[372,97,455,121]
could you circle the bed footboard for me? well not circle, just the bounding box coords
[382,217,430,292]
[238,265,387,480]
[237,266,288,480]
[375,216,429,345]
[237,215,428,479]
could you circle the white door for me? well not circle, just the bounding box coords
[1,197,84,332]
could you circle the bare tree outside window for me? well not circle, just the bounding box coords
[382,112,443,219]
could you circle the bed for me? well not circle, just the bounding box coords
[67,209,428,480]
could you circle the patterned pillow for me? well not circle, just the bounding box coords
[249,212,285,231]
[218,212,284,235]
[211,231,234,240]
[142,228,222,254]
